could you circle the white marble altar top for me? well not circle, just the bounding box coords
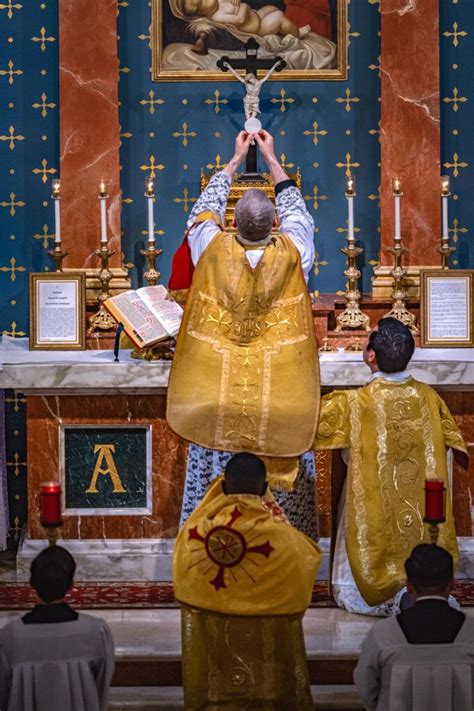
[0,337,473,392]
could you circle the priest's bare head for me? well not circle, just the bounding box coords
[235,189,275,243]
[30,545,76,604]
[223,453,267,496]
[364,317,415,374]
[405,544,454,599]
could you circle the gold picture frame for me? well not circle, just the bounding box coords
[29,273,86,351]
[152,0,348,82]
[420,269,474,348]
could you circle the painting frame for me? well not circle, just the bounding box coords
[29,272,86,351]
[152,0,348,82]
[420,269,474,348]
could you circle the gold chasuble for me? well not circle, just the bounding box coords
[166,228,320,472]
[314,378,467,607]
[173,477,321,710]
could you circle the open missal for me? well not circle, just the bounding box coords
[104,285,183,348]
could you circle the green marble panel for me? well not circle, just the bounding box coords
[63,427,149,511]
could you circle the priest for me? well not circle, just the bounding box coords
[315,317,468,615]
[167,129,320,538]
[173,452,322,709]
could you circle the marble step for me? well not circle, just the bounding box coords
[108,685,364,710]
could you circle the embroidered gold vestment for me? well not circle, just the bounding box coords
[173,476,322,615]
[166,229,320,459]
[314,378,467,606]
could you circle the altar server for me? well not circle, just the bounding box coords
[0,546,114,711]
[315,317,468,615]
[167,129,320,539]
[355,545,474,711]
[173,452,322,709]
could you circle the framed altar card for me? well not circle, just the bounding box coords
[420,270,474,348]
[29,273,86,351]
[152,0,347,82]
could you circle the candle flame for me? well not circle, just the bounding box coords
[51,178,61,199]
[345,174,356,197]
[392,176,402,195]
[441,175,450,196]
[145,176,155,197]
[99,180,107,198]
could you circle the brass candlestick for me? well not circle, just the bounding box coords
[141,242,163,286]
[47,243,69,273]
[438,242,456,270]
[336,176,370,334]
[318,336,338,353]
[336,243,371,333]
[87,244,116,335]
[45,526,60,546]
[346,336,363,352]
[384,243,418,333]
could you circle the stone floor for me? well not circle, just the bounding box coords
[1,607,472,709]
[0,607,376,660]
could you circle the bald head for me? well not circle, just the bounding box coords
[235,189,275,243]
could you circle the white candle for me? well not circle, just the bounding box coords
[442,195,449,243]
[100,197,107,244]
[394,194,401,242]
[147,196,155,246]
[441,175,450,244]
[392,177,402,242]
[347,195,354,244]
[345,175,356,244]
[99,180,108,245]
[54,199,61,243]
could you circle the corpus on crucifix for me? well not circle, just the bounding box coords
[217,38,286,175]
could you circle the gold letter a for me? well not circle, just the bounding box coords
[86,444,127,494]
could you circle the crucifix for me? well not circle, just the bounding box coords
[217,39,286,175]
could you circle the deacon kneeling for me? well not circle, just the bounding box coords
[173,452,322,710]
[315,317,468,616]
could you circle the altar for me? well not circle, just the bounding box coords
[2,339,473,598]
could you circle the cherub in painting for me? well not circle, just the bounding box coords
[181,0,311,38]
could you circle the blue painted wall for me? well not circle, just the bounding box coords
[1,0,471,546]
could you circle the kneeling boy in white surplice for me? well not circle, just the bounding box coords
[0,545,114,711]
[354,544,474,711]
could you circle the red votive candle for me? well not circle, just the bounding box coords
[40,481,62,527]
[424,479,446,524]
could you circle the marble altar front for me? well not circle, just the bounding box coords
[1,339,473,583]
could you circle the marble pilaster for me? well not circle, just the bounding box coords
[379,0,441,269]
[59,0,121,268]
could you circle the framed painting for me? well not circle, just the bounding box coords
[152,0,348,81]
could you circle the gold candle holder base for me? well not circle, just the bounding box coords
[384,244,418,333]
[141,242,163,287]
[44,526,60,546]
[47,244,69,272]
[437,242,456,270]
[318,337,338,353]
[130,338,175,362]
[428,522,440,545]
[336,244,371,332]
[87,244,116,336]
[345,336,363,352]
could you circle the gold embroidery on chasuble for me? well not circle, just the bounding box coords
[344,379,463,606]
[167,232,320,458]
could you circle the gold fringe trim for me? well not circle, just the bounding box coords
[262,456,299,493]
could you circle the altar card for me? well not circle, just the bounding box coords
[421,269,474,347]
[29,273,86,350]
